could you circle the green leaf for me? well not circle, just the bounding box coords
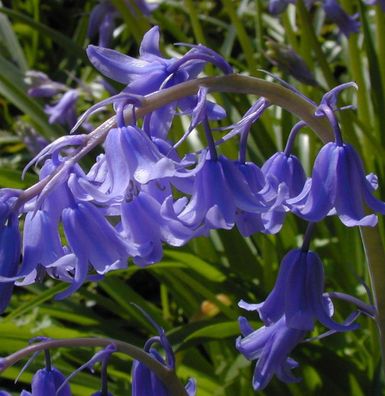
[0,6,88,64]
[0,167,37,188]
[0,7,27,72]
[164,250,226,282]
[4,283,68,321]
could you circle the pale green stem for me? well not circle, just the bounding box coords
[15,75,333,208]
[0,338,188,396]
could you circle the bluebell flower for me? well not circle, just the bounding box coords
[88,1,118,47]
[323,0,360,37]
[248,248,359,331]
[25,71,66,98]
[61,201,129,292]
[103,125,193,189]
[262,151,307,200]
[120,191,194,266]
[236,314,305,391]
[176,154,268,231]
[132,317,196,396]
[0,191,21,314]
[87,26,232,93]
[45,90,79,128]
[288,142,385,226]
[20,367,71,396]
[0,391,11,396]
[87,26,231,138]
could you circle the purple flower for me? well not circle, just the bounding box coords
[45,90,79,128]
[0,191,21,314]
[25,71,66,98]
[289,142,385,226]
[132,317,196,396]
[176,154,268,231]
[248,248,359,331]
[61,201,129,293]
[120,191,193,266]
[88,1,118,47]
[262,151,307,200]
[236,314,305,391]
[87,26,231,138]
[323,0,360,37]
[87,26,232,91]
[21,367,71,396]
[103,125,190,189]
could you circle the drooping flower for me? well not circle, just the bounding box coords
[61,200,129,278]
[119,191,194,266]
[87,1,118,47]
[44,90,79,128]
[247,248,359,331]
[288,142,385,226]
[323,0,360,37]
[176,154,268,231]
[131,311,196,396]
[20,367,71,396]
[236,314,305,391]
[0,191,22,314]
[25,71,67,98]
[262,151,307,200]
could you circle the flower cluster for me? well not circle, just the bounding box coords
[0,24,382,393]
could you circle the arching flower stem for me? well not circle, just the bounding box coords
[0,338,188,396]
[14,74,333,211]
[284,120,307,156]
[9,73,385,376]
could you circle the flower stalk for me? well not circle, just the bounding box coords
[0,338,189,396]
[11,73,385,380]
